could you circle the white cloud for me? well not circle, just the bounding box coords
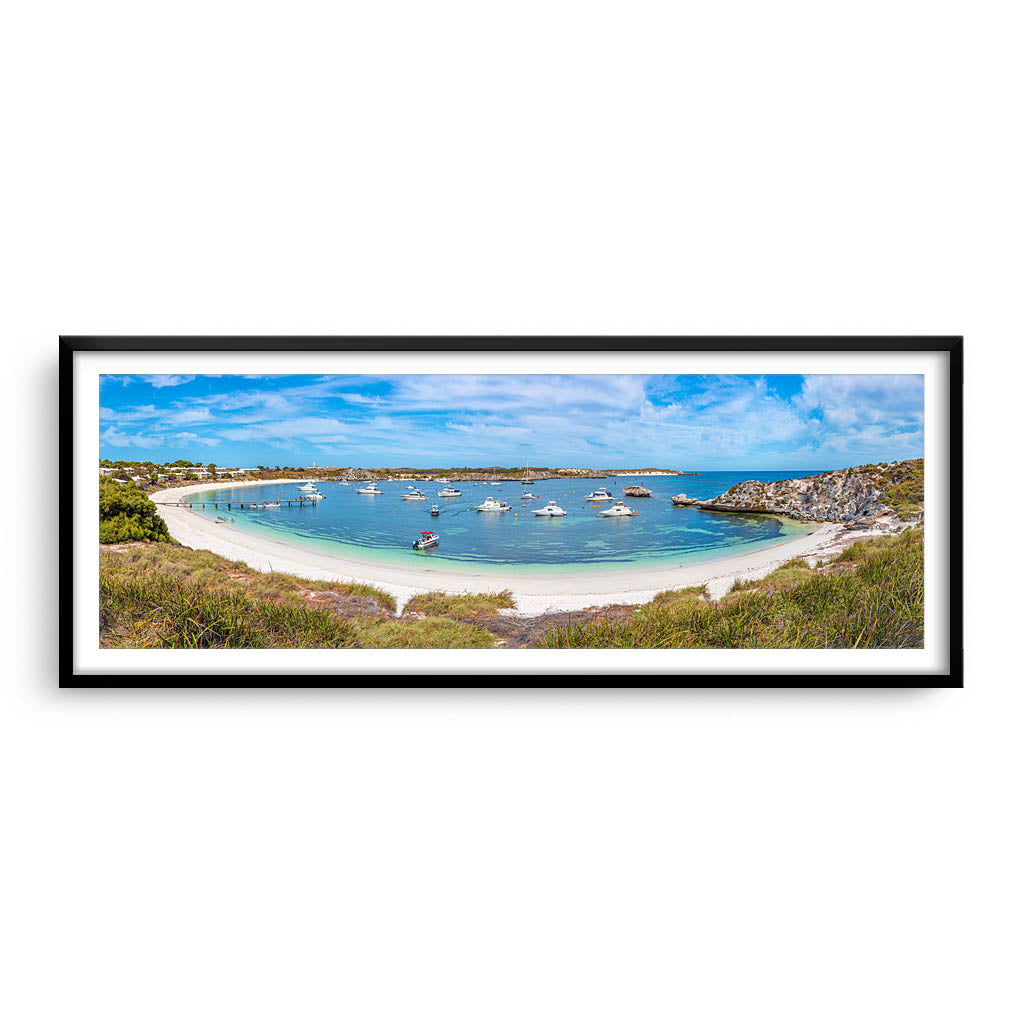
[140,374,196,388]
[172,432,220,447]
[99,404,162,423]
[166,407,212,425]
[100,426,165,449]
[794,375,924,430]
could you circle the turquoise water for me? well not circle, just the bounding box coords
[189,471,821,576]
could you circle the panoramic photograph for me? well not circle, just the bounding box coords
[96,372,925,650]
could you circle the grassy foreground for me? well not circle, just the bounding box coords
[99,545,493,648]
[100,529,923,650]
[539,529,923,649]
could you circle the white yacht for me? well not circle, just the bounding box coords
[437,485,463,498]
[357,483,384,495]
[298,480,319,492]
[520,492,538,499]
[476,497,512,512]
[340,480,350,486]
[598,502,637,517]
[401,489,430,501]
[435,477,449,484]
[585,487,616,501]
[303,487,325,501]
[533,501,566,517]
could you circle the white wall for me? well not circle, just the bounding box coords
[2,3,1020,1023]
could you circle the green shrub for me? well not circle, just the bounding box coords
[99,478,170,543]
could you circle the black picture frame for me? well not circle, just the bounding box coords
[61,335,963,687]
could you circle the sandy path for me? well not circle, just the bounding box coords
[149,480,881,616]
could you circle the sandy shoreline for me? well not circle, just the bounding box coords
[149,480,880,615]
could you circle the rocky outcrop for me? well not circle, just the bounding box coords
[623,485,652,497]
[698,459,924,528]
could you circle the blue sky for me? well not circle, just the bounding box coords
[99,373,924,470]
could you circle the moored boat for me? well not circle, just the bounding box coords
[476,497,512,512]
[430,505,440,516]
[401,488,430,500]
[357,483,384,494]
[412,530,439,550]
[585,487,616,501]
[598,501,638,517]
[437,485,462,498]
[533,501,566,517]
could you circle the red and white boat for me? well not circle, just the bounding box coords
[412,530,439,550]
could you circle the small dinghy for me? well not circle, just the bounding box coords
[413,530,439,550]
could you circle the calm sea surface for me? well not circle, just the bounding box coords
[190,472,822,576]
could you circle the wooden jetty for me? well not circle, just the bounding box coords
[157,497,321,510]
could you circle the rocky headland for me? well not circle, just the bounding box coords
[697,459,924,529]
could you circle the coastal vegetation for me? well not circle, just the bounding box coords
[539,529,924,649]
[100,544,496,649]
[99,478,171,543]
[99,529,923,650]
[404,590,516,618]
[872,458,924,519]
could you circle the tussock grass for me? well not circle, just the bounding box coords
[832,535,898,564]
[729,558,814,594]
[99,542,497,648]
[650,586,708,610]
[404,589,516,618]
[100,543,397,611]
[101,573,356,648]
[351,617,497,648]
[539,529,923,650]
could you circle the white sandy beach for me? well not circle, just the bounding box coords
[150,480,881,615]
